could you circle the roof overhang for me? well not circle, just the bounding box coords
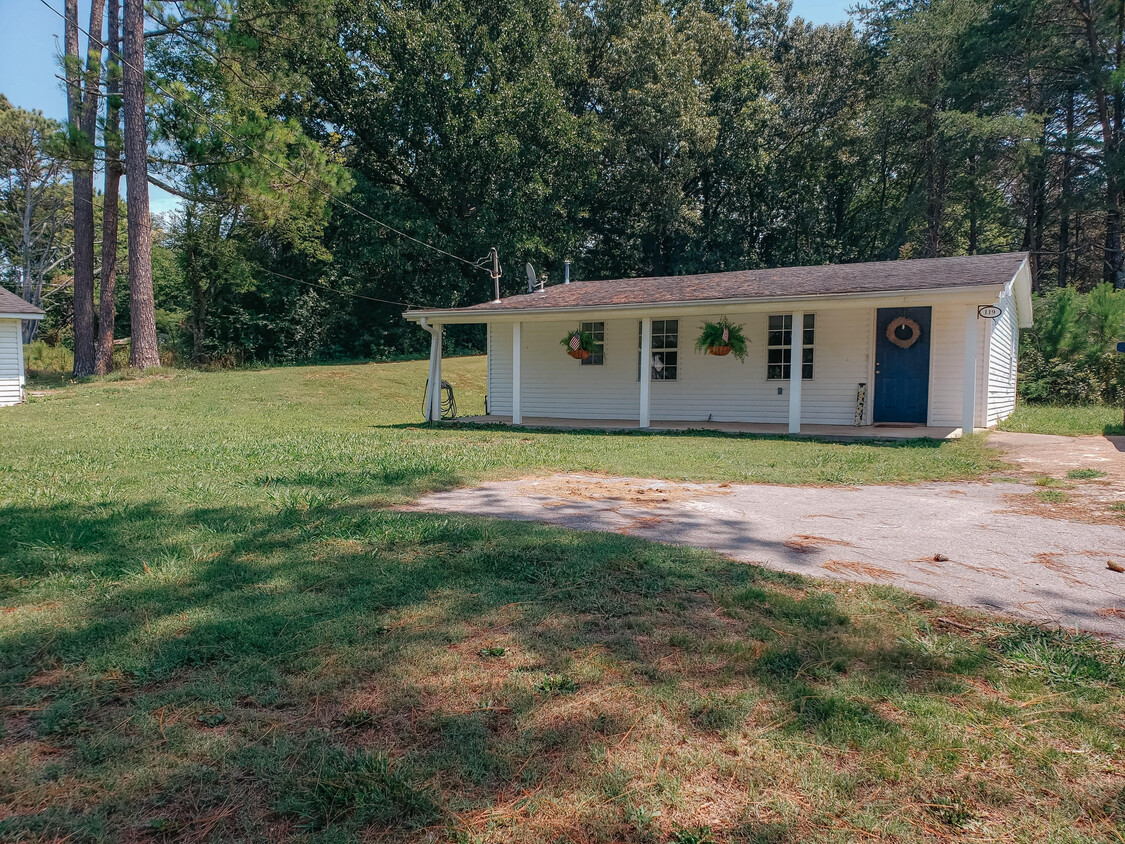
[404,279,1022,325]
[1007,257,1034,328]
[0,311,43,321]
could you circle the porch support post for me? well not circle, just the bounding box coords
[512,321,522,425]
[639,316,652,428]
[962,306,977,435]
[788,312,803,434]
[429,321,443,422]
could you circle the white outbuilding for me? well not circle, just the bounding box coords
[0,286,45,407]
[406,252,1033,438]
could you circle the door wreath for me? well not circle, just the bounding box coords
[886,316,922,349]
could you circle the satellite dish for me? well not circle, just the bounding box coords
[526,263,537,293]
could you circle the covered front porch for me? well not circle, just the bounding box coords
[419,300,985,435]
[449,415,963,440]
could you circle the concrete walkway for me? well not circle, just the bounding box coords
[410,473,1125,639]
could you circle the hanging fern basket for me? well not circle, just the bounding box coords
[694,318,748,362]
[560,328,596,360]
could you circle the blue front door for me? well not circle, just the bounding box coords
[873,307,931,424]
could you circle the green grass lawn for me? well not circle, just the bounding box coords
[999,402,1125,436]
[1,357,1122,843]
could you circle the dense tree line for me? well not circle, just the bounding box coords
[2,0,1125,369]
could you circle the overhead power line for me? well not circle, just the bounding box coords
[37,0,496,283]
[253,266,413,307]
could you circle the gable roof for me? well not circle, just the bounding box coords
[405,252,1029,321]
[0,286,45,319]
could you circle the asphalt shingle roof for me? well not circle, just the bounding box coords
[0,286,45,317]
[409,252,1028,316]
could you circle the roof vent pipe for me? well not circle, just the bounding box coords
[564,260,571,284]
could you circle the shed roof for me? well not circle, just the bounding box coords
[405,252,1029,320]
[0,286,45,318]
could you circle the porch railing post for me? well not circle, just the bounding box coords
[788,312,803,434]
[639,316,652,428]
[512,322,522,425]
[429,322,443,421]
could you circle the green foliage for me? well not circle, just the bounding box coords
[669,826,716,844]
[1020,285,1125,405]
[0,97,70,341]
[560,328,596,353]
[536,674,579,693]
[694,317,748,361]
[18,0,1123,368]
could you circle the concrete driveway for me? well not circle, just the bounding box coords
[410,463,1125,639]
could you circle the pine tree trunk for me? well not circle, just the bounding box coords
[95,0,122,375]
[967,151,979,256]
[123,0,161,368]
[65,0,103,378]
[1059,90,1074,287]
[922,95,945,258]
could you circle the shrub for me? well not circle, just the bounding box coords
[1019,284,1125,404]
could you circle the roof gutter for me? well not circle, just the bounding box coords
[0,312,45,321]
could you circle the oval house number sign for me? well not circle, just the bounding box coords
[978,305,1003,319]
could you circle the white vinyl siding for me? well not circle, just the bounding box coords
[520,318,641,419]
[925,301,994,429]
[485,310,874,425]
[482,300,1012,429]
[0,319,25,407]
[985,292,1018,425]
[486,323,512,415]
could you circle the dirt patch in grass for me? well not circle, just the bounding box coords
[526,475,733,506]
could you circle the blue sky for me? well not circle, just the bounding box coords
[0,0,854,214]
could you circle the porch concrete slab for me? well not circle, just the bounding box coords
[409,474,1125,640]
[454,415,962,441]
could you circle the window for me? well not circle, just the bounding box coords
[767,314,814,380]
[581,321,604,365]
[639,319,678,381]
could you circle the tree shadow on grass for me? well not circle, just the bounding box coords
[0,498,1120,843]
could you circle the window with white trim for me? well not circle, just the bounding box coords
[638,319,678,380]
[767,314,814,380]
[580,321,604,366]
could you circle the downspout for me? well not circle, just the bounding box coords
[420,317,438,422]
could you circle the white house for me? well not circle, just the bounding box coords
[0,286,45,407]
[405,252,1033,437]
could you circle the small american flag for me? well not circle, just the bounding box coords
[722,325,729,343]
[569,332,581,351]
